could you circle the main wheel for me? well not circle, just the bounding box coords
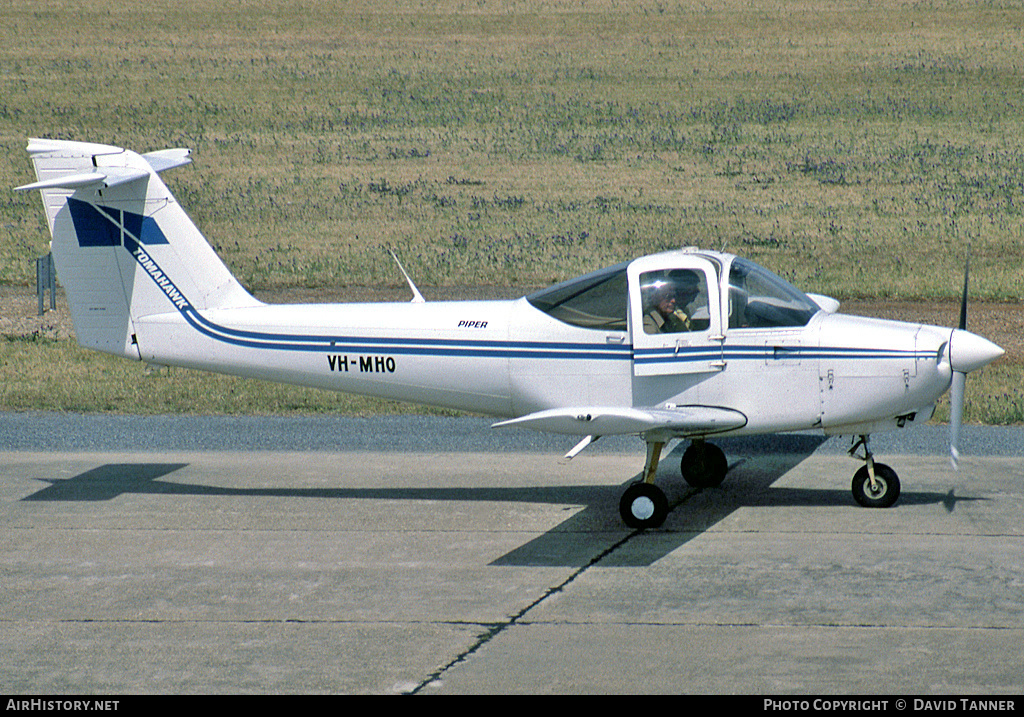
[680,441,728,488]
[619,482,668,529]
[851,463,901,508]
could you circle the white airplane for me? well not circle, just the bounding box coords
[16,138,1004,528]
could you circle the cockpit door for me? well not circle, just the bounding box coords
[629,256,725,377]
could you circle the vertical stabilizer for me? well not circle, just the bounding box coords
[16,139,261,359]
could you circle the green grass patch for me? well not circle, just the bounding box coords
[933,362,1024,427]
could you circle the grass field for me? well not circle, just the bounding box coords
[1,0,1021,420]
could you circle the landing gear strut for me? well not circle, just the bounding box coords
[849,435,901,508]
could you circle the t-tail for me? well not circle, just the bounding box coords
[15,138,261,359]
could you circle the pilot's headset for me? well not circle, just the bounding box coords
[668,270,701,303]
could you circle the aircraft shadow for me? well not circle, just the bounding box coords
[22,463,191,502]
[20,436,979,568]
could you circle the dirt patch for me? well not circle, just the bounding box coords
[3,285,1020,364]
[1,286,77,341]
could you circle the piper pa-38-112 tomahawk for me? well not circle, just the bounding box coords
[16,138,1005,528]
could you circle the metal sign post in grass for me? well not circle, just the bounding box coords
[36,252,56,316]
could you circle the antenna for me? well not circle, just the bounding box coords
[388,249,425,303]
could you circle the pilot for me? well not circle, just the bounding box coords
[643,272,702,334]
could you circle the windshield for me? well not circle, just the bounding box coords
[727,258,819,328]
[526,262,629,330]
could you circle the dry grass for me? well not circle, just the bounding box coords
[4,0,1024,295]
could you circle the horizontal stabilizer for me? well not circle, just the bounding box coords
[15,172,105,192]
[25,137,124,158]
[14,167,150,192]
[15,140,191,193]
[142,148,192,173]
[492,405,747,437]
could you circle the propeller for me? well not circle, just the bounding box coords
[946,255,1005,469]
[949,257,969,469]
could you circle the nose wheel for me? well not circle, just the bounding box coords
[849,435,901,508]
[852,463,900,507]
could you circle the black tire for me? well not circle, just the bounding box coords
[619,482,669,529]
[680,441,728,488]
[851,463,901,508]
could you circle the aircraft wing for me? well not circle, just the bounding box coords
[492,405,747,438]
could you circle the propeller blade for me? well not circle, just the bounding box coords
[958,255,970,331]
[949,370,966,470]
[951,254,969,470]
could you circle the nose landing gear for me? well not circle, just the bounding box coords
[849,435,901,508]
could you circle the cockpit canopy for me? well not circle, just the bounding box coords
[526,252,820,333]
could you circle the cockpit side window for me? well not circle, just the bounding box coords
[640,269,711,334]
[727,258,820,328]
[526,262,629,330]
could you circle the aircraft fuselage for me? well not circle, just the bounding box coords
[135,295,956,440]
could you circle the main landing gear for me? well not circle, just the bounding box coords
[848,435,901,508]
[619,438,730,529]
